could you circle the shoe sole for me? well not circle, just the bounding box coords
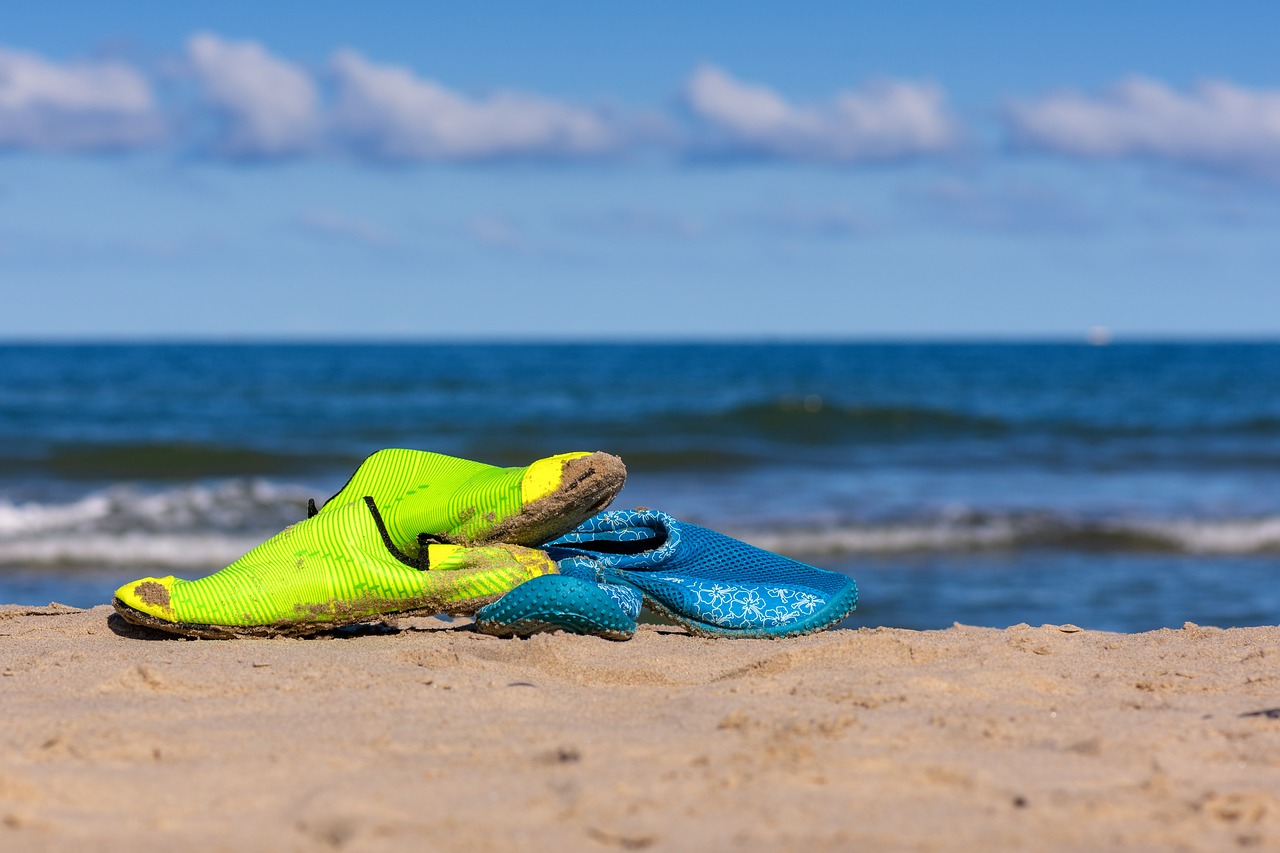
[475,617,634,642]
[111,593,506,640]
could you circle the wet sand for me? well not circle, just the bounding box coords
[2,604,1278,851]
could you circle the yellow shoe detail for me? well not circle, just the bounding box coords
[426,544,463,568]
[520,452,592,505]
[114,575,178,621]
[429,542,557,576]
[496,543,558,578]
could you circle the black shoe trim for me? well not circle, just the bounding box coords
[416,532,451,570]
[362,496,423,571]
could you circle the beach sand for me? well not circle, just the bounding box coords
[2,605,1278,851]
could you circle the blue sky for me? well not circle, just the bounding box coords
[2,0,1279,339]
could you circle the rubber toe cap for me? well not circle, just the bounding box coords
[520,452,594,504]
[114,575,178,622]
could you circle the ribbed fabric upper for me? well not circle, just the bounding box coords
[149,499,549,627]
[320,449,528,552]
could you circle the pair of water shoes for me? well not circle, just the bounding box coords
[112,450,858,641]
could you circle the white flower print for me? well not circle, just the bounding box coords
[652,577,826,628]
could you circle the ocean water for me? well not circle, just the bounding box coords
[2,342,1278,633]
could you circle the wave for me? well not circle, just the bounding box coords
[0,533,268,569]
[32,442,353,480]
[649,399,1280,442]
[740,513,1280,557]
[0,480,311,568]
[2,482,1279,568]
[663,401,1009,444]
[485,400,1280,455]
[4,397,1280,483]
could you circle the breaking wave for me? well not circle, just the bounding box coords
[29,442,353,481]
[0,480,311,568]
[1,481,1279,569]
[742,513,1280,557]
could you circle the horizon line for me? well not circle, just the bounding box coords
[2,333,1280,346]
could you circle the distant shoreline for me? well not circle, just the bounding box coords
[3,336,1280,347]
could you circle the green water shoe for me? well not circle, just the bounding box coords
[113,497,557,639]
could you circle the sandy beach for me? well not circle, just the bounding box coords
[2,606,1277,850]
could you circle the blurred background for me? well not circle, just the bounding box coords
[2,1,1279,630]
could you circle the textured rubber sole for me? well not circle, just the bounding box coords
[636,579,859,639]
[111,594,504,640]
[473,575,636,641]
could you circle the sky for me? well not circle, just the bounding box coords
[1,0,1278,340]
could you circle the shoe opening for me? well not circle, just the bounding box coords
[565,529,667,555]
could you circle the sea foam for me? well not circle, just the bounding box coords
[0,480,311,567]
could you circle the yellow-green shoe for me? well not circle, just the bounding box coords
[112,497,557,639]
[314,449,626,554]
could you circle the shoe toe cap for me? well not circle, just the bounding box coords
[114,575,179,621]
[520,452,594,504]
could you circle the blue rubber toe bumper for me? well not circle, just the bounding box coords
[474,574,638,641]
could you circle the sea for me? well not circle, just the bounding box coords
[2,342,1278,633]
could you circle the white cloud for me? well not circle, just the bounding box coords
[1006,77,1280,176]
[187,33,319,157]
[683,64,960,162]
[0,47,164,151]
[328,50,621,160]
